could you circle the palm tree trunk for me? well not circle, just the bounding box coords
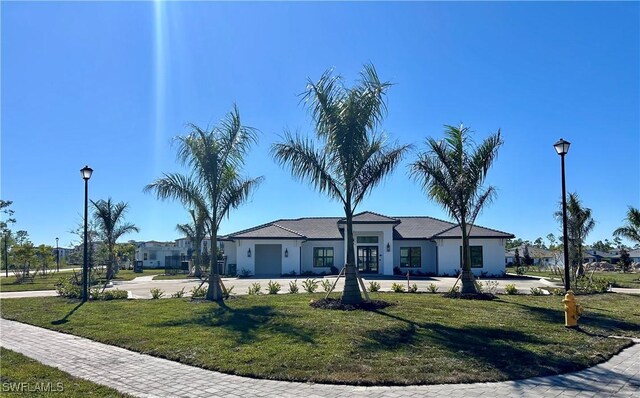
[206,224,223,301]
[460,220,477,294]
[341,210,363,305]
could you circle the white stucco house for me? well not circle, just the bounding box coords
[217,211,513,277]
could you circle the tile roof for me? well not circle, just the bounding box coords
[226,211,513,240]
[338,211,399,224]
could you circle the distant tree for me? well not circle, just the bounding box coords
[618,248,632,273]
[523,244,534,266]
[533,237,545,249]
[506,238,523,250]
[411,124,502,294]
[546,233,557,249]
[91,198,140,281]
[36,244,55,276]
[176,208,207,278]
[513,248,521,267]
[555,192,595,278]
[613,207,640,246]
[591,240,613,252]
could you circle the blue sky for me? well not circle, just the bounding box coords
[2,1,639,249]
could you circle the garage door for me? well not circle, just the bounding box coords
[254,244,282,276]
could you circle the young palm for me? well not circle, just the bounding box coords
[554,193,595,277]
[145,105,263,301]
[411,124,502,294]
[91,198,140,281]
[272,64,410,305]
[613,207,640,246]
[176,208,207,278]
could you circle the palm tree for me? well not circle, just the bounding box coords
[176,208,206,278]
[91,198,140,281]
[272,64,410,305]
[555,192,595,277]
[410,124,503,294]
[613,207,640,246]
[145,105,263,301]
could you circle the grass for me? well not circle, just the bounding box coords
[0,347,130,397]
[152,273,196,280]
[523,270,640,288]
[1,293,639,385]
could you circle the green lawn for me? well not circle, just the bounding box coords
[111,269,164,281]
[1,293,638,385]
[523,270,640,288]
[0,347,130,397]
[152,273,197,280]
[0,269,164,292]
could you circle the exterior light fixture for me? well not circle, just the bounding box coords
[284,248,289,258]
[247,248,251,257]
[386,243,391,252]
[553,138,570,156]
[80,165,93,180]
[80,165,93,302]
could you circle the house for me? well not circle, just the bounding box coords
[135,241,189,269]
[583,249,620,264]
[505,245,556,266]
[217,211,513,277]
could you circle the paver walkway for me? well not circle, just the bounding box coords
[1,318,638,398]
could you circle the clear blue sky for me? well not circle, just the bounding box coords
[2,2,639,249]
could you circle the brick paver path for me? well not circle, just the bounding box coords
[1,318,638,397]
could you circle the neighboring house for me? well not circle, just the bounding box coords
[583,249,620,264]
[217,211,513,277]
[505,246,556,266]
[135,241,188,269]
[624,249,640,264]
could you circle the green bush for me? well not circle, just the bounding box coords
[150,288,164,299]
[368,281,381,292]
[427,283,439,293]
[302,278,319,293]
[288,280,299,294]
[449,285,460,294]
[550,288,565,296]
[408,283,419,293]
[530,287,544,296]
[574,277,611,294]
[239,268,252,278]
[247,282,262,295]
[267,280,281,295]
[190,284,206,299]
[504,284,519,295]
[171,288,186,298]
[321,279,333,292]
[54,276,81,299]
[102,289,128,300]
[483,280,499,295]
[391,283,405,293]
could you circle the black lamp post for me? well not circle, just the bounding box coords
[56,237,60,272]
[4,231,8,278]
[554,138,571,292]
[81,165,93,302]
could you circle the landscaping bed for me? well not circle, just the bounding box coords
[1,294,638,385]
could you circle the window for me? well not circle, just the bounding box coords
[150,252,157,260]
[459,246,483,268]
[400,247,421,268]
[357,236,378,244]
[143,253,148,261]
[313,247,334,268]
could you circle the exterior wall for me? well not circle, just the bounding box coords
[393,240,437,274]
[135,242,185,269]
[347,224,395,275]
[233,239,303,276]
[301,240,345,274]
[436,238,507,276]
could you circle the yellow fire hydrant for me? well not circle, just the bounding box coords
[563,290,583,328]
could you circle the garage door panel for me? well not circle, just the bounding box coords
[255,244,282,276]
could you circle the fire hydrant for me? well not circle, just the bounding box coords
[563,290,583,328]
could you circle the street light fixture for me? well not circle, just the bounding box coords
[553,139,571,291]
[56,237,60,272]
[81,165,93,302]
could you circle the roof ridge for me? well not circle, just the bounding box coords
[271,223,306,238]
[432,222,514,238]
[227,219,282,237]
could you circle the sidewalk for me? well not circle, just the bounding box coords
[1,318,638,398]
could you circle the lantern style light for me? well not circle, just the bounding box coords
[553,139,571,156]
[247,248,251,257]
[80,165,93,180]
[284,248,289,258]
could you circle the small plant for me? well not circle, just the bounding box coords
[223,285,234,299]
[55,276,81,299]
[453,269,461,277]
[288,279,299,294]
[393,266,402,275]
[329,265,340,275]
[408,283,419,293]
[480,270,489,278]
[368,281,381,292]
[282,270,297,276]
[171,287,186,298]
[190,284,207,299]
[247,282,262,295]
[302,278,319,293]
[504,284,519,295]
[475,281,484,293]
[239,268,252,278]
[90,286,102,300]
[150,287,164,299]
[102,289,128,300]
[427,283,439,293]
[321,279,333,292]
[449,285,460,294]
[550,288,565,296]
[483,280,499,295]
[391,282,405,293]
[530,287,544,296]
[267,280,281,295]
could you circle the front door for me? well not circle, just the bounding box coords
[357,246,378,273]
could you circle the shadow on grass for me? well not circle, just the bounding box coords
[51,302,84,325]
[154,301,316,345]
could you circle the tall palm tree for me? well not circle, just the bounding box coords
[176,208,206,278]
[555,192,595,276]
[410,124,502,294]
[91,198,139,281]
[145,105,263,301]
[272,64,410,305]
[613,206,640,246]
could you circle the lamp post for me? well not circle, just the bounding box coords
[56,237,60,272]
[553,139,571,291]
[4,231,8,277]
[81,165,93,302]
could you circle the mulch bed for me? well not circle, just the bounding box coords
[310,298,393,311]
[442,292,497,300]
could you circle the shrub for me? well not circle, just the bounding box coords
[329,265,340,275]
[190,284,207,299]
[408,283,419,293]
[475,281,484,293]
[247,282,262,295]
[90,286,102,300]
[449,285,460,294]
[530,287,544,296]
[150,287,164,299]
[223,285,234,299]
[321,279,333,293]
[55,276,81,299]
[393,266,402,276]
[302,278,319,293]
[391,282,405,293]
[453,269,461,277]
[288,279,299,294]
[282,270,297,277]
[504,284,519,295]
[368,281,381,292]
[103,289,128,300]
[267,280,281,295]
[427,283,439,293]
[480,271,489,278]
[239,268,252,278]
[483,280,499,295]
[575,277,611,294]
[171,287,185,298]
